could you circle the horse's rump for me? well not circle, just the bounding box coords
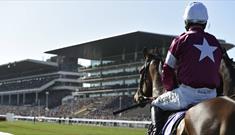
[184,97,235,135]
[152,96,235,135]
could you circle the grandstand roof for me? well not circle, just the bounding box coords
[45,31,234,60]
[0,59,58,80]
[45,31,174,60]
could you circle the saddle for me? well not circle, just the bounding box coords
[161,111,186,135]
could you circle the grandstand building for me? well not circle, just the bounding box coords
[46,31,234,98]
[0,59,81,108]
[0,31,233,108]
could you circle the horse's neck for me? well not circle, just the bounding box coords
[221,59,235,96]
[150,61,164,97]
[152,76,164,97]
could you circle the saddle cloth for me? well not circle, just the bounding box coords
[161,111,186,135]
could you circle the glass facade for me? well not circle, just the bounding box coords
[102,69,123,75]
[79,52,143,97]
[125,79,137,85]
[78,44,170,98]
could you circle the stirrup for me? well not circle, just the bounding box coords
[147,124,161,135]
[147,124,154,135]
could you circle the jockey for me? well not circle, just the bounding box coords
[150,2,223,135]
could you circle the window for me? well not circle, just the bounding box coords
[102,80,123,86]
[125,79,136,85]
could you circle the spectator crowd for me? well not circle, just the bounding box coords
[0,95,150,121]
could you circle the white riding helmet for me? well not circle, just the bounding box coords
[183,2,208,24]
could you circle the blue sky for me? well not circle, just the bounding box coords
[0,0,235,65]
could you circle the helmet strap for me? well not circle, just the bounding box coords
[185,21,207,31]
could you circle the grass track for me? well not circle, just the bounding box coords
[0,121,146,135]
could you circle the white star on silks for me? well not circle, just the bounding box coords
[193,38,217,62]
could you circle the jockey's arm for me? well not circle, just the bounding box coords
[162,37,180,91]
[162,64,178,91]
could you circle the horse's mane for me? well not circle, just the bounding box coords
[222,50,235,79]
[232,61,235,69]
[221,49,235,98]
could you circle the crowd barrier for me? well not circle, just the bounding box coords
[0,114,151,128]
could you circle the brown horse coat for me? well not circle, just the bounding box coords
[184,97,235,135]
[135,49,235,135]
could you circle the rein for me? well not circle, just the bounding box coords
[230,94,235,99]
[138,59,151,96]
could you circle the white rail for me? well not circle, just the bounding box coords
[0,114,150,128]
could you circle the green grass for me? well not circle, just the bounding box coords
[0,121,146,135]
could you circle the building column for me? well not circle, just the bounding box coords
[23,93,25,105]
[1,95,3,105]
[8,94,11,105]
[35,92,38,105]
[134,51,138,61]
[45,91,49,109]
[129,91,132,96]
[162,39,167,56]
[122,53,125,61]
[100,58,103,66]
[100,58,103,87]
[17,94,20,105]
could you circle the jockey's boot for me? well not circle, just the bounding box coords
[150,106,168,135]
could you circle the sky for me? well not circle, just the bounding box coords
[0,0,235,66]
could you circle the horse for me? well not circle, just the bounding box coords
[219,48,235,99]
[134,48,235,135]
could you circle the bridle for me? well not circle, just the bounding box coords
[139,53,164,95]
